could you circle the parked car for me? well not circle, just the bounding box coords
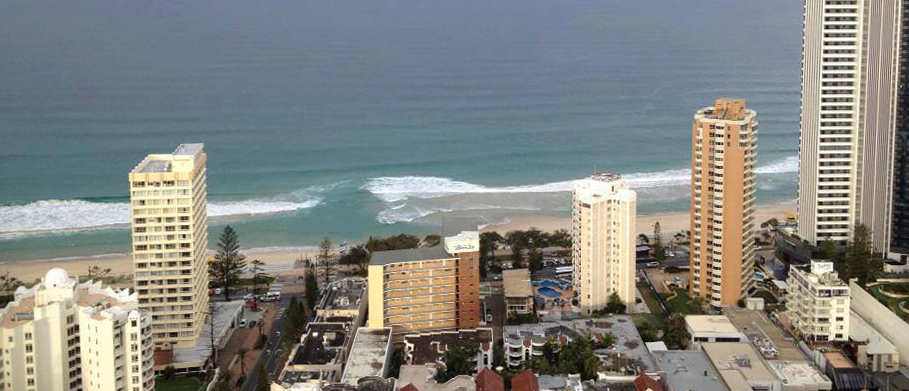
[647,261,660,268]
[243,293,254,301]
[239,319,247,328]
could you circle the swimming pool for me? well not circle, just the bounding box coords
[538,287,562,298]
[536,280,560,288]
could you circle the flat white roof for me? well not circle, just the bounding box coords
[850,311,898,355]
[341,327,392,385]
[686,315,740,334]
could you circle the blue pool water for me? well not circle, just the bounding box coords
[538,287,562,298]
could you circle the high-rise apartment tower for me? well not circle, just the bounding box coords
[690,99,757,307]
[799,0,905,253]
[571,173,637,315]
[129,144,209,348]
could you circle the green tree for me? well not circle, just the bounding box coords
[0,272,22,297]
[652,222,665,261]
[339,244,371,275]
[480,231,504,279]
[86,265,111,281]
[366,234,421,252]
[528,248,543,278]
[423,234,442,247]
[256,362,269,391]
[317,237,335,288]
[662,314,688,349]
[845,224,882,287]
[238,348,249,377]
[549,229,572,248]
[638,233,650,245]
[250,259,268,311]
[304,264,319,312]
[819,239,839,262]
[210,225,247,301]
[582,355,601,380]
[604,292,627,314]
[506,230,526,267]
[435,342,480,382]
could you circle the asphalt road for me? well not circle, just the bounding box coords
[241,293,297,391]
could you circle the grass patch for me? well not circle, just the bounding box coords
[665,288,703,315]
[631,313,666,330]
[155,377,204,391]
[637,283,662,314]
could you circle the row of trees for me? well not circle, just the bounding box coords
[818,224,884,287]
[529,337,602,380]
[478,228,572,278]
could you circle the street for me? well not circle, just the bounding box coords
[241,292,298,391]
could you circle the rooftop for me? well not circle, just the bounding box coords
[1,271,138,328]
[696,99,753,122]
[404,328,493,366]
[174,143,203,155]
[319,279,366,312]
[292,322,350,366]
[685,315,740,334]
[652,350,729,391]
[503,269,533,298]
[589,172,622,183]
[723,307,805,362]
[369,245,454,266]
[171,301,243,366]
[131,143,204,174]
[397,365,476,391]
[765,360,831,389]
[340,327,392,385]
[504,316,654,374]
[442,217,479,238]
[849,311,898,355]
[701,343,776,389]
[823,351,855,369]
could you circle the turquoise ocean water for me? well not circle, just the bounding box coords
[0,0,802,261]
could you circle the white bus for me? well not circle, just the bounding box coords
[555,266,573,276]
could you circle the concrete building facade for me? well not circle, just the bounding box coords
[785,261,850,343]
[690,99,758,306]
[129,143,209,348]
[502,269,533,316]
[799,0,905,252]
[571,173,637,315]
[368,219,481,340]
[0,268,154,391]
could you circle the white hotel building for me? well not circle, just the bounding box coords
[785,261,850,343]
[0,268,155,391]
[129,144,209,348]
[572,173,637,315]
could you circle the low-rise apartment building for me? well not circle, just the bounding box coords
[0,268,155,391]
[368,219,481,339]
[503,269,533,316]
[685,315,747,350]
[403,328,494,373]
[785,261,850,343]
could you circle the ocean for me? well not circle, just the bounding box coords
[0,0,802,261]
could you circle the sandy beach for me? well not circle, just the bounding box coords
[482,202,796,236]
[0,203,795,283]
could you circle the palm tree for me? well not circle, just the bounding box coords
[238,348,249,377]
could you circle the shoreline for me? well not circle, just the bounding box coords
[0,203,795,283]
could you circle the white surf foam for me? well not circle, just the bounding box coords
[0,191,325,237]
[363,155,798,203]
[366,155,799,224]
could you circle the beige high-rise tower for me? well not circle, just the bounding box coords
[690,99,757,307]
[571,173,636,315]
[129,144,209,348]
